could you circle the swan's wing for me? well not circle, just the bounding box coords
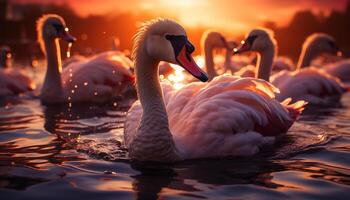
[0,69,35,96]
[234,65,256,78]
[272,67,346,105]
[272,56,295,72]
[124,100,142,146]
[325,59,350,82]
[61,52,134,102]
[165,75,299,159]
[62,55,84,68]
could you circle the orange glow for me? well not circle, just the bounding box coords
[13,0,348,34]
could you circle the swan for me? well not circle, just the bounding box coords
[200,31,232,80]
[124,18,306,162]
[233,33,339,78]
[297,33,340,69]
[298,33,350,82]
[37,14,134,104]
[234,29,347,106]
[0,46,36,98]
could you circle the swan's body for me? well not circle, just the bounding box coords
[234,56,295,78]
[0,46,35,98]
[272,67,345,105]
[0,68,36,97]
[37,14,134,104]
[234,29,346,106]
[124,19,305,162]
[324,59,350,82]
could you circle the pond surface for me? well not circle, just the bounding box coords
[0,68,350,200]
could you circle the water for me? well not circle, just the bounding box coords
[1,77,350,199]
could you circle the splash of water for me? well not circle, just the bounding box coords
[67,42,73,58]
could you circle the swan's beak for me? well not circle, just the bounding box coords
[176,45,208,82]
[233,40,250,55]
[60,28,77,43]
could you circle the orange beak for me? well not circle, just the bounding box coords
[176,46,208,82]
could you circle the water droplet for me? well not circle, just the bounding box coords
[74,85,78,88]
[66,42,72,58]
[71,90,75,94]
[112,70,116,74]
[113,102,117,107]
[84,82,88,86]
[94,92,98,96]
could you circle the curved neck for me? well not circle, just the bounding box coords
[255,47,275,82]
[135,44,165,115]
[224,48,232,72]
[130,40,179,162]
[297,45,317,69]
[41,38,63,102]
[203,42,217,80]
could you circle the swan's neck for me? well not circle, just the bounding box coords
[224,48,232,72]
[297,45,317,69]
[203,43,217,80]
[130,42,179,162]
[256,48,274,81]
[41,38,63,102]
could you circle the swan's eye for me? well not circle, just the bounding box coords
[328,41,339,51]
[52,24,64,33]
[165,34,188,55]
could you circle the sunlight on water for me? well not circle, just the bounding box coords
[167,65,186,89]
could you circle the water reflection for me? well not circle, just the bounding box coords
[0,92,350,199]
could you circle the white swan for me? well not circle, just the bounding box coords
[234,29,347,106]
[0,46,36,98]
[296,33,340,69]
[200,31,231,80]
[124,19,306,162]
[37,14,134,104]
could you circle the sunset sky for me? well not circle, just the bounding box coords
[12,0,349,32]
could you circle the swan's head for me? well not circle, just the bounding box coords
[133,18,208,82]
[234,28,276,55]
[303,33,340,56]
[37,14,76,52]
[201,31,230,50]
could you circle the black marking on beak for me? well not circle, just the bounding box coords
[165,34,208,82]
